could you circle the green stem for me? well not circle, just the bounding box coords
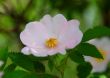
[49,54,69,78]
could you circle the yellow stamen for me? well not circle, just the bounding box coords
[94,49,106,62]
[45,38,58,48]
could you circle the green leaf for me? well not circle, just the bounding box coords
[10,0,29,14]
[33,61,45,73]
[3,70,57,78]
[0,34,9,47]
[48,59,54,71]
[76,43,103,59]
[0,47,8,61]
[9,53,35,72]
[62,58,78,78]
[77,62,92,78]
[38,74,58,78]
[29,55,49,61]
[53,54,67,67]
[0,0,5,4]
[69,50,85,64]
[0,15,15,31]
[4,63,16,73]
[0,47,8,70]
[82,26,110,42]
[3,70,37,78]
[24,0,45,21]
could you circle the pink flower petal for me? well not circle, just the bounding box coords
[20,22,51,48]
[59,20,83,49]
[30,47,48,57]
[48,48,66,55]
[52,14,68,36]
[30,47,58,57]
[40,14,68,37]
[21,47,31,55]
[40,15,53,33]
[92,60,108,73]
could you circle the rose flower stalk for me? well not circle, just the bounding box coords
[20,14,83,57]
[85,37,110,73]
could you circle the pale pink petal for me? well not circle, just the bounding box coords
[40,15,53,33]
[47,50,58,56]
[58,48,66,55]
[40,14,68,37]
[71,20,80,27]
[30,47,49,57]
[20,22,51,48]
[21,47,31,55]
[91,59,109,73]
[31,47,58,56]
[59,20,83,49]
[84,56,109,73]
[22,46,49,57]
[92,61,108,73]
[30,45,66,56]
[52,14,68,36]
[88,38,110,60]
[107,49,110,60]
[48,44,66,55]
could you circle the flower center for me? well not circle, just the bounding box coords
[94,49,106,62]
[45,38,58,48]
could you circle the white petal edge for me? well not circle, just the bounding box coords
[30,48,48,57]
[21,47,31,55]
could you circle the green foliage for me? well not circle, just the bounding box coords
[37,74,58,78]
[77,62,92,78]
[0,47,8,61]
[8,53,46,73]
[9,53,35,72]
[3,70,57,78]
[69,50,85,64]
[10,0,30,14]
[3,70,37,78]
[0,34,9,47]
[82,26,110,42]
[24,0,45,21]
[33,61,45,73]
[29,55,49,61]
[0,15,15,31]
[0,47,8,70]
[69,42,103,64]
[48,59,54,71]
[4,63,16,72]
[76,43,103,59]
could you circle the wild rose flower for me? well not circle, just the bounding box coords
[20,14,83,57]
[85,37,110,73]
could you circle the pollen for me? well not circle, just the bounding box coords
[45,38,58,48]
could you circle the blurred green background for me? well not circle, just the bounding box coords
[0,0,110,78]
[0,0,109,51]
